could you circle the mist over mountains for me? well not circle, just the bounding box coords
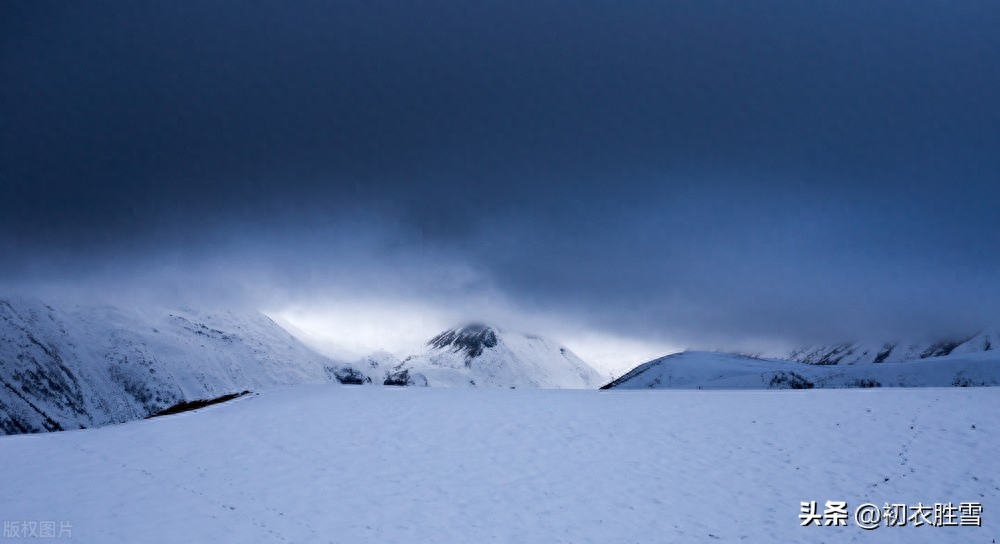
[3,295,998,436]
[0,299,603,435]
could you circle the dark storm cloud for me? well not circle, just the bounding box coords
[3,1,1000,349]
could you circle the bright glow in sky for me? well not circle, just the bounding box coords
[6,2,1000,358]
[270,298,681,376]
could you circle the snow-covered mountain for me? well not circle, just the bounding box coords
[602,350,1000,390]
[0,297,363,435]
[786,331,998,365]
[346,350,400,384]
[384,324,602,388]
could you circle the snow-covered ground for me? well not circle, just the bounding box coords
[1,385,995,543]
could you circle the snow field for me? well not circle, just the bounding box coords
[0,385,995,543]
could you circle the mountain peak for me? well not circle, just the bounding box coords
[393,323,600,388]
[428,323,499,359]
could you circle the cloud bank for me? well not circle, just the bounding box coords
[3,1,1000,369]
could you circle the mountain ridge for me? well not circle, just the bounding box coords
[602,349,1000,390]
[0,297,363,435]
[786,331,998,365]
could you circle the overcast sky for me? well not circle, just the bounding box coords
[3,1,1000,372]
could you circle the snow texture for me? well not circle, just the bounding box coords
[0,385,994,543]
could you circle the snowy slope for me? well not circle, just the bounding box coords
[603,350,1000,390]
[351,350,400,383]
[0,385,994,543]
[788,331,999,365]
[386,324,602,388]
[0,297,362,435]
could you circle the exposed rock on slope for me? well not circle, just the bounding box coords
[788,332,998,365]
[386,324,601,389]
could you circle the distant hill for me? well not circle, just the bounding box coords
[787,332,998,365]
[602,350,1000,390]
